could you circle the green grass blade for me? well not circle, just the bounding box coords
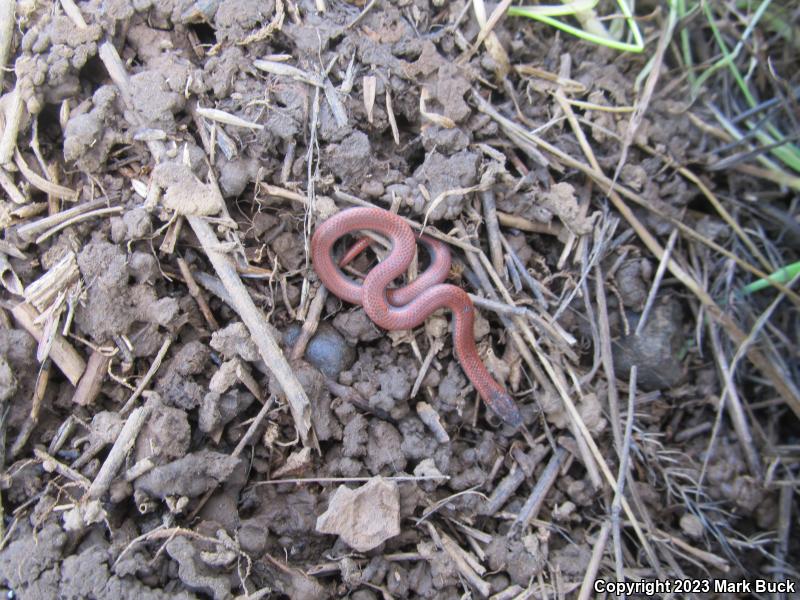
[741,261,800,295]
[508,0,644,53]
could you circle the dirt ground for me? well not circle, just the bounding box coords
[0,0,797,598]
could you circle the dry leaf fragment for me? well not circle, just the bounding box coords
[540,182,593,235]
[316,476,401,551]
[272,446,312,478]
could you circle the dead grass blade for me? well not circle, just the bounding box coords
[474,91,800,418]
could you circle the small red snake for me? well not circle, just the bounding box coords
[311,207,523,428]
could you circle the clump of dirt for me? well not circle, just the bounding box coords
[135,397,191,463]
[613,298,686,389]
[76,240,181,343]
[0,328,36,422]
[15,13,102,112]
[155,340,211,410]
[148,162,224,216]
[486,533,547,586]
[134,450,243,499]
[164,536,231,600]
[325,131,374,187]
[63,86,128,173]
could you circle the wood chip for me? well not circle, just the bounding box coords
[252,59,321,87]
[363,75,377,124]
[71,350,110,406]
[11,302,86,386]
[196,106,264,130]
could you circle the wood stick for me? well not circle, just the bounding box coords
[23,251,79,312]
[86,404,151,500]
[11,302,85,385]
[426,523,491,598]
[496,211,562,236]
[611,367,637,586]
[185,270,236,306]
[14,148,77,200]
[415,402,450,444]
[35,206,122,244]
[177,257,219,330]
[0,0,14,91]
[71,350,110,406]
[480,191,504,276]
[30,360,51,421]
[481,464,525,517]
[649,526,730,572]
[458,0,513,77]
[119,336,171,416]
[59,0,88,27]
[634,228,677,336]
[15,197,109,241]
[468,293,525,318]
[187,215,316,450]
[709,324,762,478]
[345,0,376,29]
[9,418,35,458]
[594,262,623,455]
[488,585,524,600]
[481,445,549,516]
[0,239,25,260]
[125,457,155,481]
[0,253,22,295]
[577,521,612,600]
[258,474,448,485]
[410,338,441,399]
[290,284,327,362]
[0,167,26,205]
[159,215,183,254]
[499,233,550,307]
[34,447,91,488]
[510,446,566,534]
[0,87,23,166]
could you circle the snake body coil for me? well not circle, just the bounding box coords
[311,207,522,428]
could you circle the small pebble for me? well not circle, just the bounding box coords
[283,322,356,379]
[612,299,685,390]
[679,513,704,539]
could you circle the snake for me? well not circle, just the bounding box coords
[310,206,523,428]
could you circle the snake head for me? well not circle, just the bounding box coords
[489,389,523,429]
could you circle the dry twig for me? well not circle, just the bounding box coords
[86,404,152,500]
[188,215,316,450]
[11,302,85,385]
